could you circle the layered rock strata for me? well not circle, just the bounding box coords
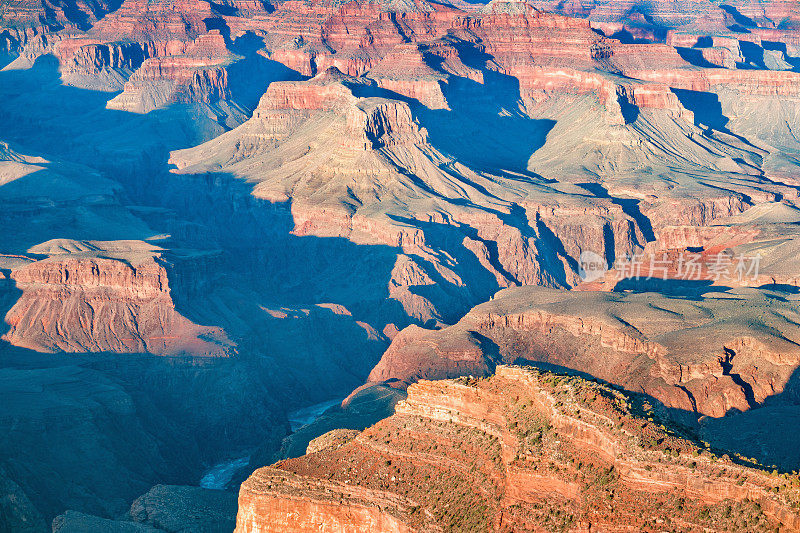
[237,366,800,531]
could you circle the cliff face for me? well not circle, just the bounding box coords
[7,0,800,529]
[368,286,800,419]
[237,366,800,532]
[8,0,797,328]
[525,0,800,33]
[250,0,460,77]
[157,0,800,333]
[105,31,235,113]
[0,0,122,56]
[2,241,234,357]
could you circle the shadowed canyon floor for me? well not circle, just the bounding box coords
[4,0,800,530]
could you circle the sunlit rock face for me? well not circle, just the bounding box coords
[2,240,235,356]
[5,0,800,530]
[237,366,800,532]
[368,286,800,418]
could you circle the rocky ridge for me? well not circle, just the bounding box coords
[2,240,235,356]
[237,365,800,531]
[368,286,800,418]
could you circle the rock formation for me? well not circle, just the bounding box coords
[169,66,652,324]
[4,0,800,529]
[52,485,238,532]
[238,366,800,531]
[2,240,235,356]
[106,31,238,113]
[368,286,800,418]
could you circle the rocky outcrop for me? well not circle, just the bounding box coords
[169,71,650,324]
[237,366,800,531]
[106,31,236,113]
[306,429,360,455]
[45,0,236,94]
[0,0,122,58]
[236,470,422,533]
[52,485,238,532]
[368,286,800,418]
[128,485,238,532]
[368,324,495,384]
[252,0,459,77]
[345,99,429,149]
[8,2,800,530]
[2,241,234,357]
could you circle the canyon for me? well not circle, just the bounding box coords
[3,0,800,530]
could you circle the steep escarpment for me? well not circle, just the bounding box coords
[237,366,800,532]
[249,0,460,77]
[575,202,800,292]
[0,0,122,60]
[369,286,800,418]
[106,31,239,113]
[5,0,800,530]
[162,2,800,328]
[2,240,234,356]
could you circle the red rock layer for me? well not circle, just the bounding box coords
[367,286,800,418]
[52,0,221,87]
[627,68,800,97]
[250,0,461,77]
[106,31,233,112]
[237,366,800,531]
[0,0,121,53]
[3,255,234,356]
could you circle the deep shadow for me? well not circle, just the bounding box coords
[672,89,729,131]
[472,332,502,367]
[612,278,733,298]
[721,347,758,409]
[0,50,408,517]
[758,283,800,294]
[609,28,653,44]
[699,364,800,472]
[0,268,20,341]
[55,0,125,31]
[160,173,406,314]
[409,38,557,176]
[762,41,800,71]
[209,1,238,16]
[425,72,556,176]
[671,88,769,154]
[203,16,232,40]
[384,214,514,323]
[719,4,758,29]
[618,91,640,123]
[0,55,209,185]
[226,43,304,110]
[577,182,655,243]
[342,39,556,180]
[739,40,765,68]
[675,47,719,68]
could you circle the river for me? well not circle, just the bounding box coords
[199,397,344,489]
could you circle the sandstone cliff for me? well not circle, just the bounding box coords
[237,366,800,531]
[2,240,234,357]
[368,286,800,419]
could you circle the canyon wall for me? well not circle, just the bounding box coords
[237,365,800,531]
